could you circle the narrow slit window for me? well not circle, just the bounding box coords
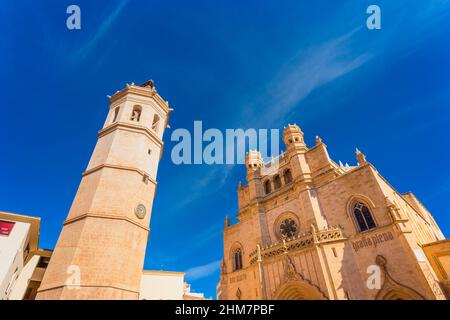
[264,180,271,194]
[233,248,243,271]
[273,175,282,189]
[112,107,120,122]
[152,114,160,132]
[283,169,293,184]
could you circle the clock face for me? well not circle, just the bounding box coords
[135,204,146,219]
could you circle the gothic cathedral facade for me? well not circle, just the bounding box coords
[219,124,449,300]
[37,81,172,299]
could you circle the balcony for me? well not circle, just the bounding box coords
[249,226,346,264]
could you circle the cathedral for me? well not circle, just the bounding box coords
[1,80,449,300]
[218,124,450,300]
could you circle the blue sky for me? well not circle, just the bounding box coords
[1,1,450,298]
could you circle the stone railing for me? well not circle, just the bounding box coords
[249,226,346,265]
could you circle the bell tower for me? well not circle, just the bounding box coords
[37,80,172,299]
[282,124,311,183]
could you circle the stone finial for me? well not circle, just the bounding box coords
[315,136,322,144]
[224,215,230,228]
[356,148,367,165]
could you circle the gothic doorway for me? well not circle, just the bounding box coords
[273,280,327,300]
[377,288,424,300]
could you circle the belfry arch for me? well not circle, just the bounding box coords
[272,280,327,300]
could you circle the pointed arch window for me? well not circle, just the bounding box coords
[152,114,160,133]
[353,201,376,232]
[264,180,271,195]
[283,169,293,184]
[273,175,282,189]
[130,105,142,122]
[233,248,243,271]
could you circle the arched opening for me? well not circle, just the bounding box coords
[273,175,282,190]
[112,107,120,123]
[353,201,376,232]
[130,105,142,122]
[232,248,243,271]
[264,180,271,195]
[273,280,327,300]
[283,169,293,184]
[152,114,160,133]
[377,288,424,300]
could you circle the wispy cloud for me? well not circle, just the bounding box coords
[73,0,129,60]
[177,221,223,262]
[174,164,235,209]
[246,29,372,127]
[173,30,373,210]
[185,259,221,281]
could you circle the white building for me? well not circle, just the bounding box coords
[140,270,208,300]
[1,211,208,300]
[0,211,51,300]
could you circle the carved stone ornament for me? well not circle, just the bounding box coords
[374,255,430,300]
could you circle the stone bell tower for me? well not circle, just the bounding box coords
[37,80,172,299]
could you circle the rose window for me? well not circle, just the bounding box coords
[279,218,298,238]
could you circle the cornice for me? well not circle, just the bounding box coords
[109,85,172,115]
[99,121,163,147]
[63,212,150,232]
[37,283,139,295]
[82,163,157,186]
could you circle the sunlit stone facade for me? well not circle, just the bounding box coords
[219,124,450,300]
[37,81,172,299]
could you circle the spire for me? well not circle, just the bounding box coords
[224,215,230,228]
[356,148,367,165]
[315,136,322,145]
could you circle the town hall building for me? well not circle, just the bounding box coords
[219,124,450,300]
